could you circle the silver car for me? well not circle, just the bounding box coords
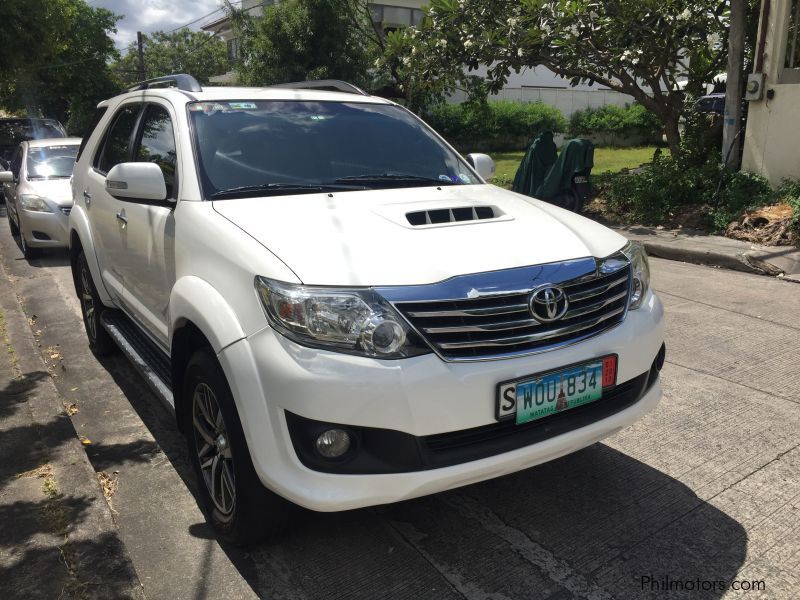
[0,137,81,258]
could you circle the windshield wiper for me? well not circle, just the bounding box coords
[335,173,459,186]
[210,182,365,199]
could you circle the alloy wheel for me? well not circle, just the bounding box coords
[192,382,236,520]
[80,263,96,341]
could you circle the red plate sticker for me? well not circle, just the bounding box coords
[602,355,618,388]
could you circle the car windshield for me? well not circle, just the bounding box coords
[188,100,476,198]
[26,144,79,179]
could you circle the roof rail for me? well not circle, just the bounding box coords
[128,73,202,93]
[270,79,369,96]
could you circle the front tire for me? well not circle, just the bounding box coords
[19,230,42,259]
[182,349,295,545]
[74,251,115,356]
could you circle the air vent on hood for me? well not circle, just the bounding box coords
[406,205,498,226]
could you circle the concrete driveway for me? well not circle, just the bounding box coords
[0,208,797,600]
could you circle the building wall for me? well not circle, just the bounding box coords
[742,0,800,185]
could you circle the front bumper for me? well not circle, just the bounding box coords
[218,291,665,512]
[20,206,70,247]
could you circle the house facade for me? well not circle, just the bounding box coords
[742,0,800,185]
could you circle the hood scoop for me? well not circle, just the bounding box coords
[406,205,501,226]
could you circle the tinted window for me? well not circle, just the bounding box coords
[26,144,79,179]
[96,104,141,173]
[135,105,177,198]
[188,101,474,198]
[77,107,108,162]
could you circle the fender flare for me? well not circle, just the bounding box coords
[69,206,114,306]
[169,276,246,354]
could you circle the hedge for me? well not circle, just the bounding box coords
[568,103,661,139]
[423,100,567,153]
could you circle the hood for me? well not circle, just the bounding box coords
[23,178,73,206]
[212,185,627,287]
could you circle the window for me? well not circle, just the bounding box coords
[9,146,23,180]
[227,38,240,63]
[26,144,79,179]
[95,104,141,174]
[135,105,177,198]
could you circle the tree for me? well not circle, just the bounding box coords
[229,0,391,91]
[0,0,120,134]
[114,29,229,87]
[387,0,735,156]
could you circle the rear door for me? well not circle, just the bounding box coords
[84,102,143,303]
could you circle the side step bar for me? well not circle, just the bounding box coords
[100,311,174,411]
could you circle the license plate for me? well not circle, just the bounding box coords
[496,356,617,425]
[573,175,588,184]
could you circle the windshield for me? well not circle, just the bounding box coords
[188,100,477,198]
[26,144,79,179]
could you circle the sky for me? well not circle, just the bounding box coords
[88,0,224,52]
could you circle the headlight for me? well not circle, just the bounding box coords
[621,241,651,309]
[255,277,431,359]
[19,194,53,213]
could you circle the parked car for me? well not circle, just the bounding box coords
[0,138,81,258]
[0,118,67,168]
[70,74,665,545]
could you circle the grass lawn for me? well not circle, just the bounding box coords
[491,146,663,187]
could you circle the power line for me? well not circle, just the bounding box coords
[165,1,244,34]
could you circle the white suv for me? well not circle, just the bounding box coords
[70,74,665,545]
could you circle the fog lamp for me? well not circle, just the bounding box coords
[315,429,351,458]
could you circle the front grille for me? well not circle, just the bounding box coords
[394,263,631,361]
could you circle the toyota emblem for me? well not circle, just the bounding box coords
[529,285,569,322]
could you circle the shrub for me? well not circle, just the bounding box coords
[778,179,800,232]
[604,152,772,230]
[424,100,567,152]
[568,104,661,139]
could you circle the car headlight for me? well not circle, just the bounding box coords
[19,194,53,213]
[255,277,431,359]
[621,241,651,309]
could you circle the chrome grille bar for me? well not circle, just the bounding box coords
[382,257,631,361]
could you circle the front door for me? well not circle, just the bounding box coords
[117,102,179,349]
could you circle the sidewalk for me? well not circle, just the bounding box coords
[0,263,144,599]
[613,224,800,282]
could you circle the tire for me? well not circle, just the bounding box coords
[19,230,42,259]
[6,205,18,235]
[74,251,116,356]
[182,349,295,545]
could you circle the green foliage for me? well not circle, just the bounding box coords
[385,0,742,154]
[424,101,567,152]
[114,29,229,87]
[604,152,772,230]
[568,104,661,138]
[0,0,121,134]
[778,180,800,230]
[231,0,388,91]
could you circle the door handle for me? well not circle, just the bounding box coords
[83,190,91,208]
[116,211,128,227]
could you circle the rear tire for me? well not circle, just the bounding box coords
[182,349,296,546]
[74,251,116,356]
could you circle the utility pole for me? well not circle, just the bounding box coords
[723,0,745,170]
[137,31,146,82]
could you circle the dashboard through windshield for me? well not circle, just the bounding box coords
[188,100,477,199]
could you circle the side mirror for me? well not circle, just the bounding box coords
[466,153,496,181]
[0,171,13,183]
[105,162,170,202]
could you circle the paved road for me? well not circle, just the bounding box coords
[0,207,798,600]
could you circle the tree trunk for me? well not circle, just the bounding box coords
[661,112,682,157]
